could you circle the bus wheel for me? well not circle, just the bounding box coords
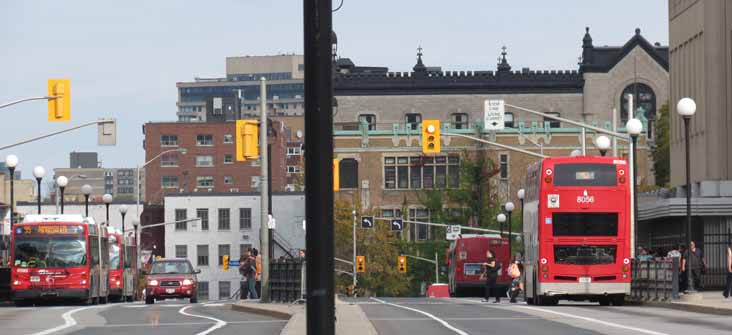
[145,296,155,305]
[92,297,99,305]
[599,297,611,306]
[14,300,32,307]
[126,295,134,302]
[526,297,534,305]
[100,296,108,304]
[611,295,625,306]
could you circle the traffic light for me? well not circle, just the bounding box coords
[223,255,230,271]
[333,159,340,192]
[47,79,71,122]
[356,255,365,273]
[398,255,407,273]
[421,120,440,153]
[236,120,259,161]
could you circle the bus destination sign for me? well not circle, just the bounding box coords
[16,225,84,235]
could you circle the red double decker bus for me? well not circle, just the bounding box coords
[447,234,510,296]
[107,227,137,302]
[10,214,109,306]
[523,156,631,306]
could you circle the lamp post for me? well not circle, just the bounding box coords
[595,135,611,157]
[505,201,515,255]
[137,148,187,220]
[497,213,506,238]
[119,205,128,234]
[57,176,68,214]
[5,155,18,228]
[82,184,92,217]
[626,118,643,253]
[517,189,525,238]
[677,97,697,293]
[103,194,113,226]
[33,166,46,214]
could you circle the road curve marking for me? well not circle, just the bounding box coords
[178,305,227,335]
[202,303,226,307]
[370,297,469,335]
[30,305,109,335]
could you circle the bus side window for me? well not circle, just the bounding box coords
[101,238,109,267]
[90,238,100,265]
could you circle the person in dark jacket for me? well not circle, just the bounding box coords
[239,250,258,299]
[482,250,500,303]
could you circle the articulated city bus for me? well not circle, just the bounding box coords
[107,226,137,302]
[10,214,109,306]
[447,234,510,296]
[523,156,631,306]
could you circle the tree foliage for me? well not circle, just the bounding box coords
[652,103,670,187]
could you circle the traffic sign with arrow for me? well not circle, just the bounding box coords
[361,216,374,229]
[391,219,403,231]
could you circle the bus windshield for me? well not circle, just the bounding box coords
[14,236,87,268]
[109,242,121,269]
[552,213,618,236]
[554,163,616,186]
[554,245,616,265]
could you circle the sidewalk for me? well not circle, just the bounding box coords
[645,290,732,315]
[231,297,377,335]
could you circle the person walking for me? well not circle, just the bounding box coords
[507,257,522,303]
[482,250,500,303]
[679,244,688,292]
[682,241,706,290]
[724,241,732,299]
[239,249,258,299]
[238,254,249,300]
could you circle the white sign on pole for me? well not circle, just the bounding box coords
[484,99,505,130]
[267,214,276,229]
[446,225,461,240]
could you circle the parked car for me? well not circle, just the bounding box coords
[144,258,200,304]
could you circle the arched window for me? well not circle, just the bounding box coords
[620,83,656,135]
[339,158,358,189]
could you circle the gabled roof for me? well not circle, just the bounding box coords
[581,28,668,73]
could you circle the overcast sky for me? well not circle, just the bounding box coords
[0,0,668,179]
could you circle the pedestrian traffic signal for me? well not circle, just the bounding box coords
[421,120,440,154]
[398,255,407,273]
[47,79,71,122]
[333,159,340,192]
[356,256,365,273]
[223,255,230,271]
[236,120,259,161]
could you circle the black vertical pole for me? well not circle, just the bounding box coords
[304,0,334,333]
[60,187,65,214]
[106,204,110,227]
[631,135,639,249]
[268,143,274,260]
[9,168,14,228]
[507,210,512,255]
[121,213,126,236]
[84,195,90,217]
[36,178,42,214]
[683,116,695,292]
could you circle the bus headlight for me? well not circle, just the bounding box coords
[13,280,20,285]
[148,279,159,286]
[81,280,87,285]
[540,258,548,265]
[116,281,121,286]
[623,258,630,265]
[182,279,193,286]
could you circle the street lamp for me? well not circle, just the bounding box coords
[103,193,113,226]
[4,155,18,227]
[595,135,611,157]
[505,201,515,255]
[119,205,128,235]
[33,166,46,214]
[137,148,187,221]
[677,97,697,293]
[82,184,92,217]
[57,176,68,214]
[497,213,506,237]
[626,118,643,254]
[517,189,525,239]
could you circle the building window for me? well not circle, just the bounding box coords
[500,154,509,179]
[197,282,209,301]
[544,112,560,128]
[224,154,233,164]
[161,152,178,167]
[452,113,469,129]
[175,245,187,259]
[358,114,376,130]
[218,208,230,230]
[161,135,178,146]
[504,112,515,128]
[381,209,402,218]
[196,208,209,230]
[161,176,179,188]
[223,134,233,144]
[239,208,252,230]
[224,176,233,184]
[218,281,231,300]
[620,83,655,137]
[212,97,223,115]
[196,134,214,146]
[196,155,214,167]
[409,208,430,241]
[197,176,214,188]
[197,245,209,266]
[175,209,187,230]
[287,147,302,156]
[339,159,358,189]
[405,113,422,130]
[287,165,301,173]
[384,156,459,189]
[218,244,230,265]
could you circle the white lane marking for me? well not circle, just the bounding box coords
[98,320,287,328]
[122,305,148,308]
[160,304,187,307]
[203,303,225,307]
[453,298,670,335]
[179,305,227,335]
[30,305,109,335]
[370,297,469,335]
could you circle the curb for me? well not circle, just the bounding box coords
[641,301,732,316]
[230,303,295,320]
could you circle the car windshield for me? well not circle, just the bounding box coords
[150,261,193,274]
[14,236,87,268]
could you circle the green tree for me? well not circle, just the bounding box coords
[652,103,670,187]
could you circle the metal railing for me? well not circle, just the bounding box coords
[269,258,306,303]
[630,257,680,302]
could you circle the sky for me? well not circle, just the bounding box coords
[0,0,669,180]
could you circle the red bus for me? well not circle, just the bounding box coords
[523,156,631,306]
[447,234,510,297]
[10,214,110,306]
[107,227,137,302]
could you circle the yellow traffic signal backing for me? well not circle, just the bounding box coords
[236,120,260,161]
[398,255,407,273]
[422,120,440,153]
[333,159,340,192]
[48,79,71,122]
[223,255,230,271]
[356,256,365,273]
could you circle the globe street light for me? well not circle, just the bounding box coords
[4,155,18,227]
[677,97,697,293]
[82,184,93,217]
[505,201,515,255]
[103,193,113,226]
[119,205,128,235]
[497,213,507,237]
[56,176,68,214]
[595,135,611,157]
[33,166,46,214]
[626,118,643,256]
[570,149,582,157]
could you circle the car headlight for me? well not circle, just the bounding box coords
[182,279,193,286]
[148,279,159,286]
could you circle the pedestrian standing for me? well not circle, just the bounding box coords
[682,241,706,290]
[724,241,732,299]
[239,249,258,299]
[253,248,262,297]
[482,250,500,303]
[507,257,522,303]
[679,245,688,292]
[238,254,249,300]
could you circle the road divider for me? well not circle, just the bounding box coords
[31,304,110,335]
[370,297,469,335]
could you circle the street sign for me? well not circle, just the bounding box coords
[446,225,461,240]
[267,214,276,229]
[484,99,505,130]
[228,260,240,267]
[361,216,374,229]
[391,219,403,231]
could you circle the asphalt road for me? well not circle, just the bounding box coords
[0,299,287,335]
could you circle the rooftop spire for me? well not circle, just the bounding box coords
[413,45,427,72]
[497,46,511,72]
[583,27,593,48]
